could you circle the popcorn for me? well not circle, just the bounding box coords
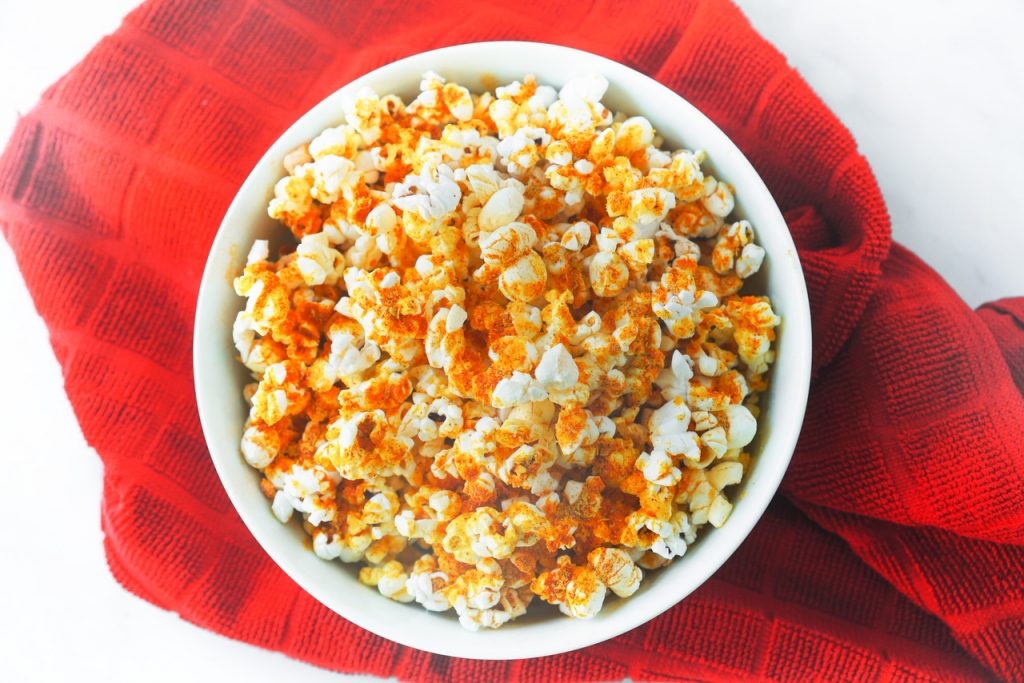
[624,187,676,236]
[711,220,753,275]
[359,561,414,603]
[736,243,766,279]
[308,125,360,160]
[688,370,749,411]
[265,462,338,526]
[365,203,399,254]
[701,177,735,218]
[588,547,642,597]
[727,296,781,374]
[555,403,599,455]
[656,350,693,401]
[549,74,611,132]
[636,448,682,486]
[589,252,629,297]
[309,154,361,204]
[295,232,344,286]
[532,556,607,618]
[478,186,525,231]
[653,260,720,339]
[561,569,607,618]
[479,222,536,266]
[718,404,757,449]
[425,306,466,370]
[497,444,556,490]
[237,72,778,631]
[250,361,308,426]
[327,329,380,377]
[240,422,283,468]
[393,164,462,241]
[282,145,313,173]
[447,571,531,631]
[268,171,321,237]
[498,252,547,302]
[406,555,451,611]
[700,426,730,463]
[649,512,693,559]
[492,371,548,408]
[560,221,592,251]
[615,116,655,155]
[707,460,744,490]
[443,507,518,564]
[648,398,700,461]
[442,82,474,121]
[497,127,549,175]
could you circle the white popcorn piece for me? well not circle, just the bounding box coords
[266,463,337,526]
[240,425,275,468]
[366,203,399,253]
[442,82,474,121]
[628,187,676,234]
[480,222,536,264]
[616,116,655,153]
[271,491,293,523]
[589,252,629,297]
[247,239,269,265]
[700,426,729,463]
[648,398,699,461]
[493,371,548,408]
[701,176,735,218]
[362,561,415,603]
[719,404,758,449]
[560,221,592,252]
[393,164,462,225]
[707,460,744,491]
[707,495,733,528]
[296,232,344,286]
[496,126,549,175]
[559,573,607,619]
[558,74,609,104]
[308,124,359,160]
[479,186,525,231]
[589,547,643,598]
[653,279,719,340]
[425,307,464,369]
[498,251,547,303]
[649,512,693,559]
[737,243,766,279]
[535,344,579,392]
[407,569,451,612]
[549,74,611,133]
[636,449,682,487]
[328,331,380,377]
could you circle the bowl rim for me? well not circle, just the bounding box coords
[194,39,812,660]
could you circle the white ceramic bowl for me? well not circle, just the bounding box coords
[194,41,812,660]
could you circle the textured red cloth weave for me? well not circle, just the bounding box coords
[2,0,1023,680]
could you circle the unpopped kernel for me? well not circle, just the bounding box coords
[234,72,779,630]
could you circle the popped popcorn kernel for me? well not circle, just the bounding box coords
[359,560,414,603]
[235,72,778,630]
[588,547,642,597]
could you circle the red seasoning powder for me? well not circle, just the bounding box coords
[231,72,779,630]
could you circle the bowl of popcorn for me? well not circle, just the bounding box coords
[194,41,812,659]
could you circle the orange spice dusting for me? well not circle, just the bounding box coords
[235,72,778,630]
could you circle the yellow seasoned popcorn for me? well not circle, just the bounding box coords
[234,72,780,630]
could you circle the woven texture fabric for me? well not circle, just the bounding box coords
[2,0,1022,680]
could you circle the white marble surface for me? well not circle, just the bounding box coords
[1,1,1021,681]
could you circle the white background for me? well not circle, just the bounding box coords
[1,1,1022,681]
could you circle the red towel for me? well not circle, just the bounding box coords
[2,0,1022,680]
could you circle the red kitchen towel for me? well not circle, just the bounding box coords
[2,0,1022,680]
